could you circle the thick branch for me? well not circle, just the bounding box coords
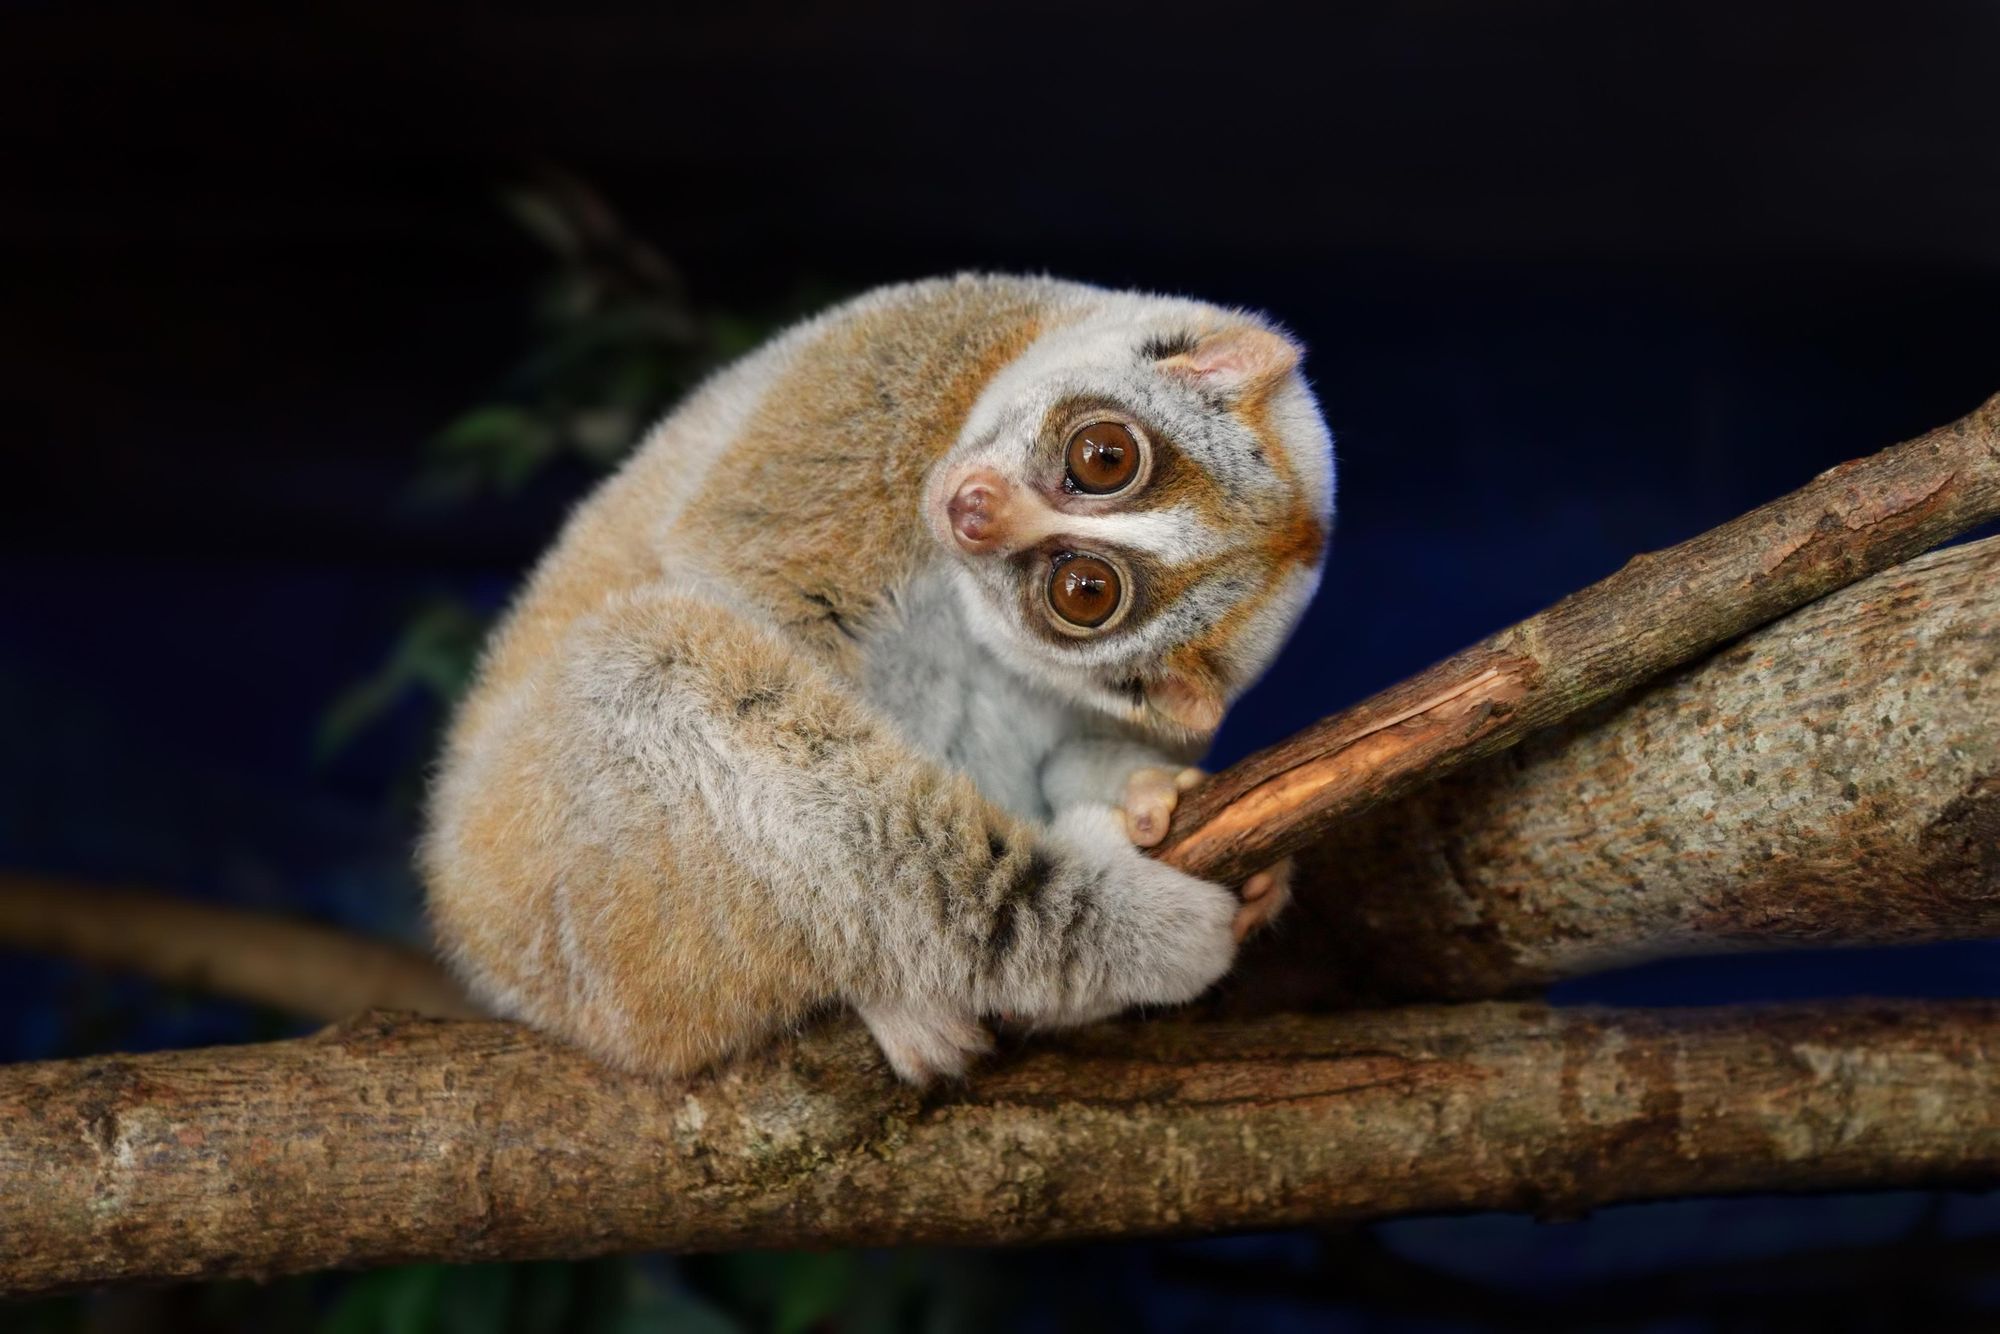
[5,1001,1999,1295]
[1160,392,2000,883]
[0,876,477,1021]
[1227,535,2000,1009]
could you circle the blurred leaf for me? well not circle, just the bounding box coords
[780,1252,861,1334]
[430,405,560,495]
[315,598,489,762]
[502,187,588,262]
[383,1265,447,1334]
[567,406,640,464]
[705,1251,859,1334]
[322,1265,444,1334]
[315,673,408,765]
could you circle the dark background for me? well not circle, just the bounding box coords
[4,3,1999,1330]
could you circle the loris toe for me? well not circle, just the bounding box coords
[1234,858,1295,941]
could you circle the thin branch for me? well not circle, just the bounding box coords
[5,402,1995,1020]
[4,1000,1998,1296]
[1159,391,2000,883]
[0,876,477,1021]
[1227,534,2000,1009]
[13,499,1984,1030]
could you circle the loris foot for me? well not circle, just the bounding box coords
[1235,857,1294,941]
[857,1000,993,1085]
[1118,766,1291,940]
[1119,765,1206,847]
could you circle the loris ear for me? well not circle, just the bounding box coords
[1157,325,1301,399]
[1148,672,1225,734]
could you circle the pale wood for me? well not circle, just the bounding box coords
[1159,392,2000,884]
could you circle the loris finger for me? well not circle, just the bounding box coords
[1120,765,1208,846]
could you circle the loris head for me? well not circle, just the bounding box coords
[922,295,1335,740]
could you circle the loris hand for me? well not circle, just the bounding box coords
[1118,765,1293,941]
[1118,764,1205,847]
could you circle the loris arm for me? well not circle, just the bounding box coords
[426,582,1241,1085]
[1040,730,1294,940]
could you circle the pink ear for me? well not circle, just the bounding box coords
[1149,673,1225,734]
[1158,325,1300,396]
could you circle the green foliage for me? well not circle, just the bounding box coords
[319,170,826,765]
[316,596,491,764]
[413,169,722,504]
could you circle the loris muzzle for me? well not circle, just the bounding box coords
[423,275,1335,1084]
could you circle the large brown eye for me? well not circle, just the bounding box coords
[1065,421,1140,494]
[1048,553,1122,629]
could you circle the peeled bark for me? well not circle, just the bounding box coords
[1160,392,2000,884]
[4,1000,1999,1296]
[1230,536,2000,1008]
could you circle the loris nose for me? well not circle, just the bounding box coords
[947,469,1010,551]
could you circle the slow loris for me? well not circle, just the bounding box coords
[423,275,1335,1083]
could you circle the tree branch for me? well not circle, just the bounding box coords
[1227,534,2000,1009]
[4,1001,1997,1296]
[13,530,1987,1024]
[0,876,477,1021]
[5,402,1996,1019]
[1159,392,2000,883]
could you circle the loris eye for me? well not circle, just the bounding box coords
[1047,553,1122,629]
[1065,421,1141,494]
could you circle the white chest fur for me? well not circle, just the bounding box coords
[858,569,1074,821]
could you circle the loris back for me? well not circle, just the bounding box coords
[424,274,1335,1083]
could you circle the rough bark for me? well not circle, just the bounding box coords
[0,876,478,1022]
[4,1000,1999,1296]
[1159,392,2000,884]
[1227,535,2000,1009]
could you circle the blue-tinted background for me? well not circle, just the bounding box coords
[4,4,1998,1329]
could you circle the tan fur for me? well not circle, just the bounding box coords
[424,275,1333,1084]
[669,284,1050,673]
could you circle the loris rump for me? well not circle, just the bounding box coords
[423,275,1335,1083]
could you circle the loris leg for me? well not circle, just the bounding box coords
[857,1001,994,1084]
[428,584,1242,1086]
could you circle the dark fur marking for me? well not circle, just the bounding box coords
[1140,331,1199,361]
[1056,877,1102,1002]
[801,590,861,643]
[733,683,789,717]
[983,897,1019,973]
[980,846,1054,976]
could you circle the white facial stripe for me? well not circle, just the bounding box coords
[1056,505,1219,561]
[997,497,1219,563]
